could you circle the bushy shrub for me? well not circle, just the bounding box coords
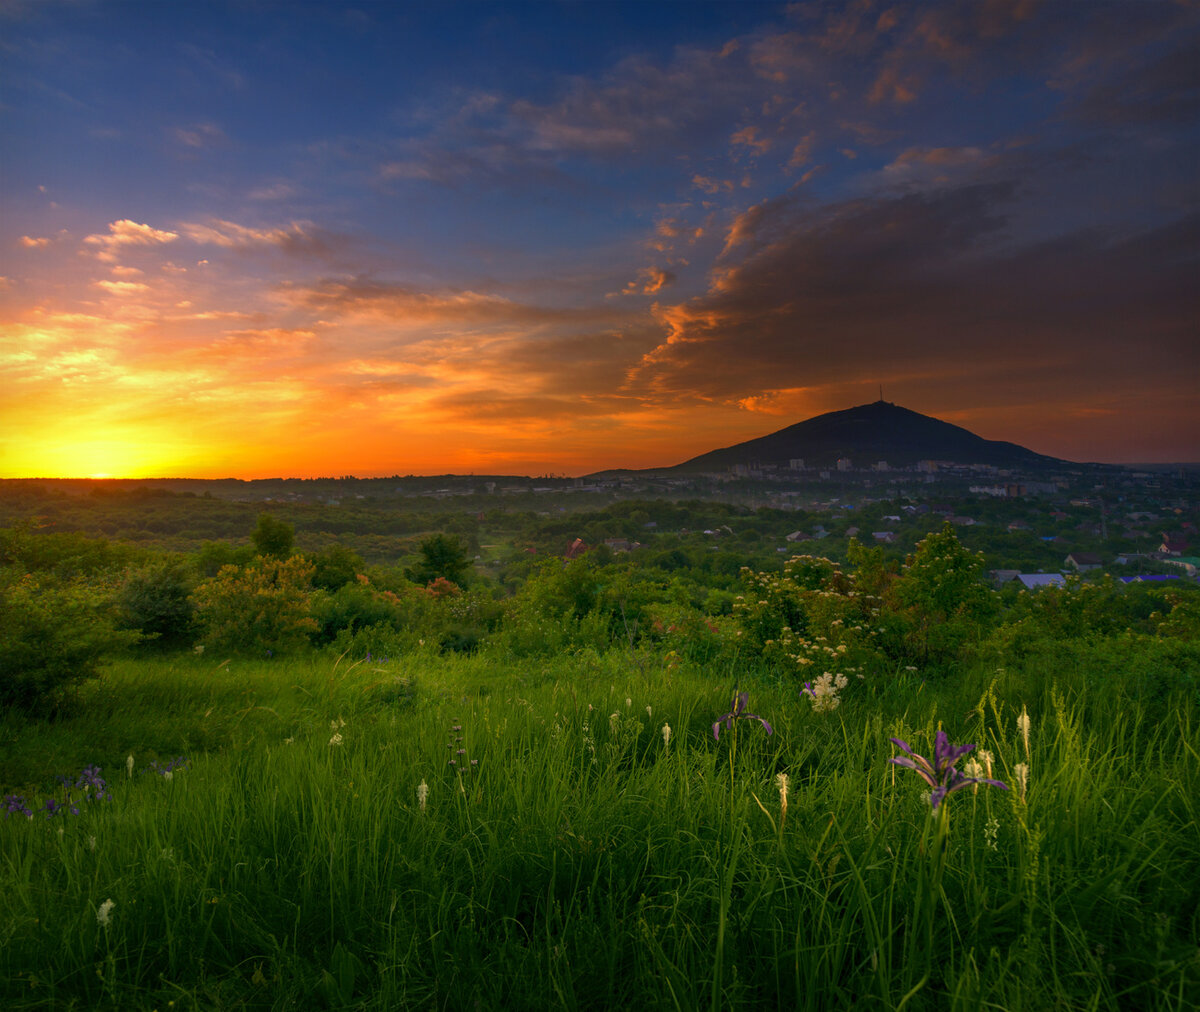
[192,556,318,656]
[115,561,196,650]
[0,572,136,710]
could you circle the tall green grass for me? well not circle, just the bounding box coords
[2,649,1197,1010]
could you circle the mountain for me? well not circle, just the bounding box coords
[665,401,1065,473]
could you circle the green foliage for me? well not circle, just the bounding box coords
[408,533,471,588]
[0,524,142,579]
[888,522,996,669]
[252,513,295,559]
[192,556,318,656]
[0,572,136,710]
[307,543,365,592]
[114,561,196,650]
[193,539,254,578]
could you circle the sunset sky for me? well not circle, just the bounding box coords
[2,0,1197,478]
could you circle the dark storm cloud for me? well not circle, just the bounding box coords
[629,182,1198,403]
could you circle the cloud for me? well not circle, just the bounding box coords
[628,182,1198,416]
[83,219,178,262]
[172,122,228,149]
[93,280,151,296]
[280,276,627,332]
[178,218,333,257]
[247,182,299,201]
[1070,37,1200,126]
[19,235,51,248]
[622,266,676,296]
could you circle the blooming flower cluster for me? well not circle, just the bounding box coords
[802,672,849,713]
[733,555,886,689]
[5,759,190,822]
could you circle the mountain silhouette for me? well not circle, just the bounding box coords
[666,401,1064,472]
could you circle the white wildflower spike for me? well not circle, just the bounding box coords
[417,780,429,812]
[662,723,671,747]
[126,755,134,779]
[963,758,983,789]
[978,749,995,780]
[329,732,344,747]
[803,672,849,713]
[775,772,790,826]
[1015,762,1030,802]
[96,899,115,927]
[1017,706,1032,760]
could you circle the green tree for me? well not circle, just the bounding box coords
[115,561,196,650]
[308,543,365,593]
[252,514,294,559]
[408,534,471,588]
[888,523,994,667]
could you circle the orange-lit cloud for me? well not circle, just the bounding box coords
[83,220,179,262]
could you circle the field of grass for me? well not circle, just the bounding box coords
[2,648,1197,1010]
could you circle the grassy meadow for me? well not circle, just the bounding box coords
[2,646,1197,1011]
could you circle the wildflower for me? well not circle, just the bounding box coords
[984,817,1000,851]
[626,697,632,709]
[977,749,995,780]
[417,780,428,812]
[646,705,652,719]
[42,798,78,818]
[77,766,110,801]
[662,723,671,747]
[126,755,134,779]
[96,899,115,927]
[3,794,33,819]
[888,731,1008,810]
[1017,707,1031,760]
[803,672,849,714]
[329,733,343,747]
[1015,762,1029,802]
[712,692,774,742]
[776,772,790,827]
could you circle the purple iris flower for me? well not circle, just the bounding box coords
[77,766,110,801]
[712,691,774,742]
[42,798,78,818]
[889,731,1008,810]
[4,794,33,819]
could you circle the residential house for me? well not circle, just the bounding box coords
[1018,573,1068,590]
[1159,535,1189,556]
[990,568,1021,588]
[1064,552,1102,572]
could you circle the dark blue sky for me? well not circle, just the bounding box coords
[2,0,1197,477]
